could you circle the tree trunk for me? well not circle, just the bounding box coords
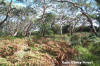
[13,31,18,36]
[60,25,63,35]
[82,12,98,36]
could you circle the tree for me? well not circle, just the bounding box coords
[58,0,98,36]
[0,0,12,26]
[0,0,37,36]
[37,13,55,36]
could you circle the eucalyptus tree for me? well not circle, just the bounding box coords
[0,0,37,36]
[0,0,13,36]
[56,0,98,35]
[51,0,82,35]
[0,0,12,26]
[37,12,55,36]
[7,7,37,36]
[54,2,67,35]
[34,0,56,36]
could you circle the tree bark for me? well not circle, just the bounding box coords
[22,22,33,36]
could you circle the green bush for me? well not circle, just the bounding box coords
[46,29,54,36]
[71,35,82,45]
[32,31,40,35]
[73,35,100,66]
[62,34,71,44]
[51,24,60,34]
[76,26,99,32]
[16,31,23,37]
[87,36,100,57]
[74,45,100,66]
[0,31,8,36]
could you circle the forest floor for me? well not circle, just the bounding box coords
[0,34,78,66]
[0,32,100,66]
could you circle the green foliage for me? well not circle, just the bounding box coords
[0,0,6,5]
[51,24,60,34]
[95,0,100,5]
[62,25,70,33]
[15,31,24,38]
[32,31,40,35]
[46,29,54,36]
[72,34,100,66]
[87,36,100,56]
[0,36,17,40]
[37,13,56,36]
[0,32,8,36]
[90,14,97,19]
[77,26,91,32]
[0,64,6,66]
[44,13,55,22]
[39,24,54,36]
[74,45,100,66]
[61,34,71,44]
[71,35,82,45]
[75,46,97,60]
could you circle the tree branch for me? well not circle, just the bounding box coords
[0,0,12,26]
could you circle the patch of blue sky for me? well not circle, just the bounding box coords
[7,0,41,8]
[8,0,15,2]
[8,0,40,4]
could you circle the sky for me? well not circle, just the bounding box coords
[7,0,41,8]
[8,0,40,3]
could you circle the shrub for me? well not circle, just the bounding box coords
[71,35,82,45]
[51,24,60,34]
[73,34,100,66]
[46,29,54,36]
[74,45,99,66]
[32,31,39,35]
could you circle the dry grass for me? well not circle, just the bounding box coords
[0,36,77,66]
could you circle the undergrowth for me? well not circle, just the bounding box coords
[0,32,100,66]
